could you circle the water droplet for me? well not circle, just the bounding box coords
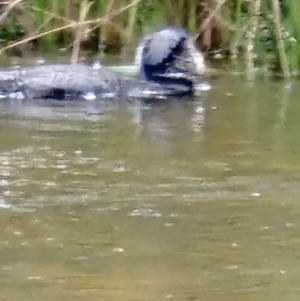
[82,92,96,101]
[114,164,127,173]
[195,82,211,91]
[226,265,238,270]
[0,201,11,209]
[251,191,261,197]
[102,92,116,99]
[92,61,102,69]
[36,58,45,65]
[195,106,205,113]
[75,256,87,261]
[27,276,43,281]
[260,226,269,230]
[56,164,67,169]
[113,247,124,253]
[284,82,292,91]
[0,180,9,186]
[8,91,24,99]
[129,209,141,216]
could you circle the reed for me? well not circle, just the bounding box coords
[0,0,299,78]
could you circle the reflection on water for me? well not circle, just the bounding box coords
[1,75,300,301]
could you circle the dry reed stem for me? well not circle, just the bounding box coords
[71,0,92,64]
[198,0,227,34]
[2,0,41,56]
[0,0,141,55]
[197,3,260,57]
[99,0,115,48]
[105,0,115,13]
[125,1,139,41]
[30,5,74,24]
[0,0,22,24]
[271,0,290,78]
[244,0,261,82]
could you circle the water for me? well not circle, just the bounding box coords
[0,73,300,301]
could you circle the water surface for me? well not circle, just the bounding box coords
[0,74,300,301]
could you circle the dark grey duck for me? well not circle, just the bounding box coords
[0,26,206,101]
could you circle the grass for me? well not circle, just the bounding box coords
[0,0,299,79]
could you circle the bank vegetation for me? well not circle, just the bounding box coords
[0,0,298,79]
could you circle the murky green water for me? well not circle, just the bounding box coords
[0,73,300,301]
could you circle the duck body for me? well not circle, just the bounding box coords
[0,26,206,101]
